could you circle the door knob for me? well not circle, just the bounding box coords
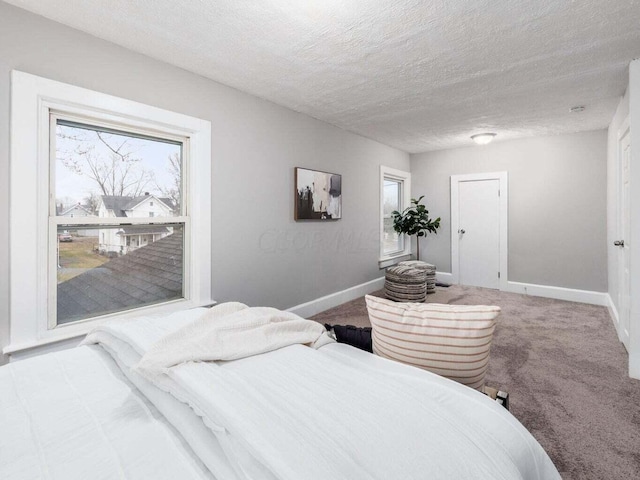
[459,229,466,234]
[614,240,625,247]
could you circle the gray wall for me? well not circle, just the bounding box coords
[410,130,608,292]
[0,3,409,363]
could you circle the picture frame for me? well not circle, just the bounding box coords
[294,167,342,220]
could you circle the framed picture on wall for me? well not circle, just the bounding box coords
[295,167,342,220]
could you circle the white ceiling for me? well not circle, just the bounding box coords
[6,0,640,153]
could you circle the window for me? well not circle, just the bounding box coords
[53,118,184,326]
[379,166,411,266]
[7,71,212,354]
[383,179,403,254]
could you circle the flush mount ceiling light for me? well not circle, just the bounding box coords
[570,105,586,113]
[471,133,497,145]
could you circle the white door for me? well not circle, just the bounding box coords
[618,126,631,349]
[457,179,501,289]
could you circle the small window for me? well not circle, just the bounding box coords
[149,212,155,217]
[150,201,154,206]
[380,166,411,264]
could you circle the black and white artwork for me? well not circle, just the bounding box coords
[295,167,342,220]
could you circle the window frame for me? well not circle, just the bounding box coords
[49,113,189,328]
[379,165,412,267]
[7,71,212,355]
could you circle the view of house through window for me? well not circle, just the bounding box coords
[54,119,185,325]
[383,178,403,255]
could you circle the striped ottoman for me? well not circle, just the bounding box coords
[384,265,427,302]
[399,261,436,294]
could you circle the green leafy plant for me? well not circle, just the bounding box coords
[391,196,440,261]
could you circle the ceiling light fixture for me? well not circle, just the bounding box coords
[471,133,497,145]
[570,105,586,113]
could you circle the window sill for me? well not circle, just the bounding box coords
[3,298,215,356]
[3,331,86,356]
[378,253,413,269]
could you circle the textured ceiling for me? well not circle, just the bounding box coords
[5,0,640,153]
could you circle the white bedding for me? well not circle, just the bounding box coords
[83,306,561,480]
[82,308,250,480]
[84,307,278,480]
[136,303,333,378]
[0,344,213,480]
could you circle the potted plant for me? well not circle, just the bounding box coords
[391,196,440,261]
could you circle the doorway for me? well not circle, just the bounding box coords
[451,172,508,290]
[617,119,631,350]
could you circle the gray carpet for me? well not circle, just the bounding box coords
[311,285,640,480]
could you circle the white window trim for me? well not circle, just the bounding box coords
[6,71,212,355]
[379,165,412,266]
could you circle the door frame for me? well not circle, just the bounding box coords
[616,117,631,347]
[451,172,508,290]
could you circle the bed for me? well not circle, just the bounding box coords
[0,305,561,479]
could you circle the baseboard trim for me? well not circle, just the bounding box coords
[629,352,640,380]
[287,277,385,319]
[605,293,624,340]
[435,271,453,284]
[435,271,608,306]
[287,275,608,318]
[505,281,608,306]
[607,293,620,324]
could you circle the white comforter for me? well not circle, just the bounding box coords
[0,345,213,480]
[84,306,561,480]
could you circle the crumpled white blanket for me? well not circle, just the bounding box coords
[134,303,334,380]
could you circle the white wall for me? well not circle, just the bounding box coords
[411,130,608,292]
[0,3,409,363]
